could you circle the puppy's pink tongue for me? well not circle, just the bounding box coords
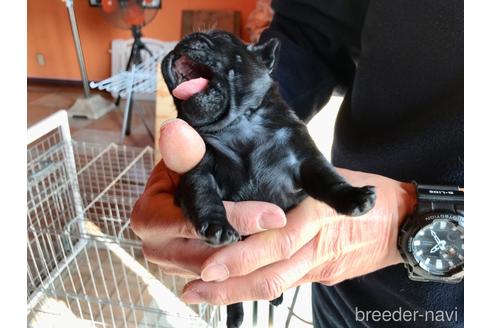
[172,77,209,100]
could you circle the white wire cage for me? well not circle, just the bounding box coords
[27,111,220,328]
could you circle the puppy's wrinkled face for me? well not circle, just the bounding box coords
[161,30,279,128]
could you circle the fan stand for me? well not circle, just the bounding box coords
[65,0,115,120]
[117,25,154,139]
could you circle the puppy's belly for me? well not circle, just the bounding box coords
[227,178,307,212]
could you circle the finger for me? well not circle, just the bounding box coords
[200,198,324,282]
[181,239,316,305]
[150,264,200,279]
[291,264,333,287]
[223,201,286,235]
[288,240,333,288]
[142,238,217,275]
[159,118,206,173]
[138,199,285,273]
[291,258,355,288]
[134,197,286,241]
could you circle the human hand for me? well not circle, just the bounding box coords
[179,170,416,305]
[130,119,287,277]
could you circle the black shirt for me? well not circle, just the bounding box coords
[260,0,463,326]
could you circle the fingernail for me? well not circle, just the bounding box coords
[201,263,229,282]
[259,211,287,229]
[181,290,204,304]
[160,118,179,131]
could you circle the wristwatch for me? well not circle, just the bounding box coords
[397,184,464,283]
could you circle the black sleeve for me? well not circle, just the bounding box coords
[259,0,369,122]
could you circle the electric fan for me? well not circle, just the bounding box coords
[89,0,161,135]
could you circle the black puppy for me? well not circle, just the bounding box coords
[161,30,376,328]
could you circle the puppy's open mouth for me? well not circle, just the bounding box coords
[171,55,213,100]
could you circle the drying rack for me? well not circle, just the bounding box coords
[90,47,172,144]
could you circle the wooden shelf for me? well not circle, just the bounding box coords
[154,65,177,164]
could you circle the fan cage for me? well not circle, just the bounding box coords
[89,0,161,30]
[27,115,219,327]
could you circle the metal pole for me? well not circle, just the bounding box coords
[65,0,90,98]
[121,65,135,143]
[268,304,274,328]
[285,286,301,328]
[252,301,258,327]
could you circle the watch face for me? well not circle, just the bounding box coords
[411,219,464,275]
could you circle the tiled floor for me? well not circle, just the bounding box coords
[27,82,155,148]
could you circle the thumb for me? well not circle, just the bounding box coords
[159,119,206,173]
[223,201,287,235]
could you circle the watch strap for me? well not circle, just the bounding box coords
[415,183,464,215]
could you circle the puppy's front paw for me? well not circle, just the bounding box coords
[331,185,376,217]
[198,221,240,246]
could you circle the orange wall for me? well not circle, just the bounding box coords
[27,0,256,81]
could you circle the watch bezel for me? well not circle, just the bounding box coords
[398,211,464,283]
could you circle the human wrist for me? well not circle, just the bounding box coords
[384,180,417,265]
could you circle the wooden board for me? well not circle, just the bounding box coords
[181,10,241,37]
[154,64,177,164]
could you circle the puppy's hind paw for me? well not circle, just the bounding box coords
[331,185,376,217]
[270,293,283,306]
[198,221,240,247]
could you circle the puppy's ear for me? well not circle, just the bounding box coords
[247,38,280,73]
